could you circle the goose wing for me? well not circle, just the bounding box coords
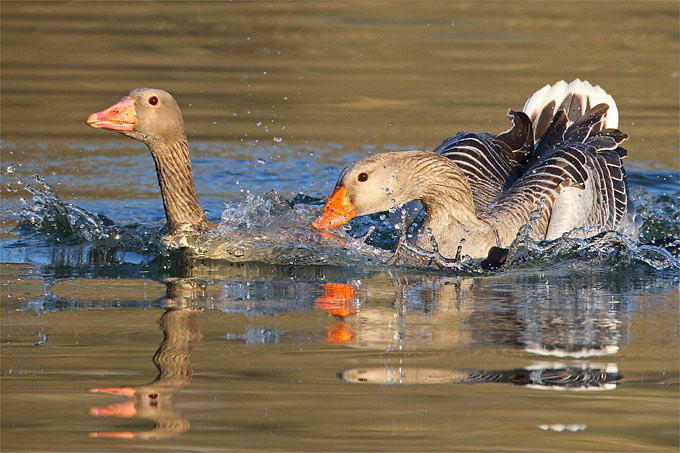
[488,104,633,241]
[433,110,533,215]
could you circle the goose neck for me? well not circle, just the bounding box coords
[147,136,207,232]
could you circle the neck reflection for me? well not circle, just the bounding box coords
[88,279,203,440]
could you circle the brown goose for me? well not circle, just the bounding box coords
[313,80,639,261]
[86,89,214,234]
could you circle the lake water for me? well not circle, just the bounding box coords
[1,2,678,451]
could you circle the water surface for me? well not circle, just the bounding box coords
[1,2,678,451]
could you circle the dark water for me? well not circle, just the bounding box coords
[2,2,679,451]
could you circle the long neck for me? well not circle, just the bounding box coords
[407,152,494,259]
[405,152,478,224]
[147,135,207,232]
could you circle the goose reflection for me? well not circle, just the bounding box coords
[88,279,202,440]
[314,269,626,358]
[339,362,622,391]
[313,270,636,392]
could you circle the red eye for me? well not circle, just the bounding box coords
[358,172,368,182]
[148,96,158,106]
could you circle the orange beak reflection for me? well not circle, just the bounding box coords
[324,321,355,345]
[86,96,137,132]
[315,283,356,318]
[312,185,356,229]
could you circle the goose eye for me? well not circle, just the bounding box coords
[358,172,369,182]
[148,96,158,106]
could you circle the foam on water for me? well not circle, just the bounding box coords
[171,191,391,266]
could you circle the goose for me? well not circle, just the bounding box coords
[313,80,639,262]
[86,89,215,235]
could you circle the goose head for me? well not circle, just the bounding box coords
[86,88,186,147]
[86,89,208,233]
[313,151,430,229]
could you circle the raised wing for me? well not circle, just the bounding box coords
[433,110,533,215]
[488,104,633,241]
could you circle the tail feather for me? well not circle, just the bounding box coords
[523,79,619,143]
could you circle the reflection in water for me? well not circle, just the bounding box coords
[88,279,202,440]
[312,270,630,358]
[315,282,357,319]
[17,258,675,442]
[340,362,621,391]
[538,423,587,432]
[33,257,670,359]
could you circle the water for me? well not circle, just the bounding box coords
[1,2,679,451]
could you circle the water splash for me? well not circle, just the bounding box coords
[9,174,679,272]
[20,175,116,243]
[504,229,679,272]
[14,175,163,254]
[173,191,391,266]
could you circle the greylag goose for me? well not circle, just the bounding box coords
[86,89,214,234]
[313,80,639,261]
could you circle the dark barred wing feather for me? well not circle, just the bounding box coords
[489,105,632,240]
[433,110,533,215]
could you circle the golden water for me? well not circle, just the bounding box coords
[1,2,678,451]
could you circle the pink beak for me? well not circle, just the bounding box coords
[86,96,137,132]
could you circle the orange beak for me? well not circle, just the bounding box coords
[312,186,356,229]
[86,96,137,132]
